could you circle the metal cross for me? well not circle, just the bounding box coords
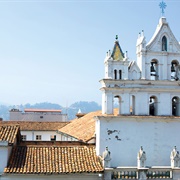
[159,1,167,16]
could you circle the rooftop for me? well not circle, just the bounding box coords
[111,38,124,61]
[4,145,103,174]
[59,110,102,142]
[0,125,20,145]
[0,121,69,131]
[58,109,120,142]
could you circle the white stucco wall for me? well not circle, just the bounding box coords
[101,79,180,116]
[9,111,68,122]
[21,131,77,141]
[0,144,12,175]
[96,116,180,167]
[172,169,180,180]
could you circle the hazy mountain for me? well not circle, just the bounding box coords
[0,105,10,120]
[63,101,101,120]
[0,101,101,121]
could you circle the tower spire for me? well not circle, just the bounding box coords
[111,35,124,61]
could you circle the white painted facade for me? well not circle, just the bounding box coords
[96,116,180,167]
[9,109,68,122]
[97,16,180,179]
[0,142,13,175]
[21,130,77,141]
[101,17,180,116]
[137,18,180,81]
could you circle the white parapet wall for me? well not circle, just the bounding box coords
[95,116,180,167]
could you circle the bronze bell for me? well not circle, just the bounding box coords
[150,62,156,72]
[171,63,175,72]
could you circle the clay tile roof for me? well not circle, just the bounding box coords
[0,121,69,131]
[0,125,20,144]
[59,110,102,142]
[4,146,103,174]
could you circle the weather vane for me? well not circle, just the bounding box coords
[159,1,167,16]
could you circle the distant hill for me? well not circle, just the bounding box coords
[63,101,101,120]
[0,101,101,121]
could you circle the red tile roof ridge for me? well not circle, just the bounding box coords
[24,109,61,112]
[0,121,69,131]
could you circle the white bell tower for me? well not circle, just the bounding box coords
[100,17,180,116]
[101,35,130,114]
[137,17,180,81]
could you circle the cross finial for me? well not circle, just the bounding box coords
[159,1,167,16]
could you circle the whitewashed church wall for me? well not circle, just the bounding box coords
[159,93,171,115]
[135,93,149,115]
[102,92,113,114]
[120,93,130,115]
[96,116,180,167]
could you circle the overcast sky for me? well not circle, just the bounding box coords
[0,0,179,106]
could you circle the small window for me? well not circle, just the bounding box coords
[36,135,42,141]
[21,135,27,141]
[172,97,179,116]
[114,69,117,79]
[119,70,122,79]
[50,135,56,141]
[162,36,167,51]
[40,116,43,118]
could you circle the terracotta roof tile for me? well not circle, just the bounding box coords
[4,146,103,174]
[24,109,61,113]
[0,125,20,144]
[0,121,69,131]
[59,110,102,142]
[58,109,120,142]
